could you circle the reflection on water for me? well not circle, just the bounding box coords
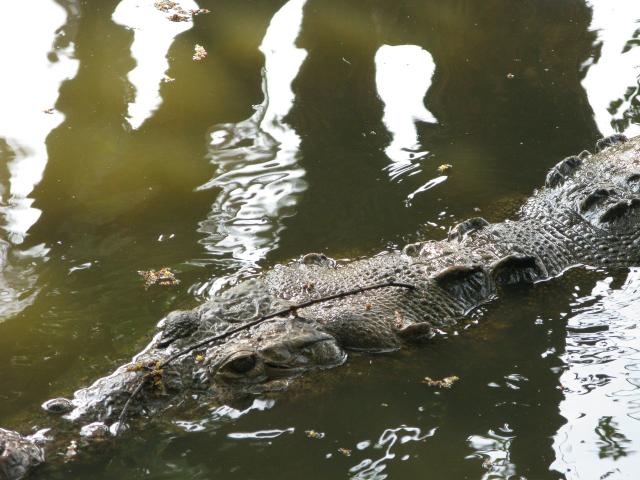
[552,269,640,479]
[174,398,275,433]
[374,44,447,205]
[0,0,79,243]
[466,428,517,480]
[228,427,294,440]
[0,243,49,319]
[582,0,640,136]
[349,426,435,480]
[196,0,308,296]
[113,0,198,129]
[3,1,640,478]
[0,0,77,320]
[374,44,437,180]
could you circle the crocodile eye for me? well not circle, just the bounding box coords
[225,354,257,374]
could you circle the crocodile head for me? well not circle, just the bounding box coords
[201,318,347,390]
[54,317,346,426]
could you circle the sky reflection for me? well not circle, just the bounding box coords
[113,0,199,129]
[196,0,308,296]
[349,426,435,480]
[582,0,640,136]
[0,0,77,321]
[374,44,437,181]
[552,270,640,479]
[0,0,79,244]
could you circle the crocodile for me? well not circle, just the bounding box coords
[2,133,640,479]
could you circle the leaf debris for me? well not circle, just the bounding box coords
[437,164,453,174]
[167,12,190,22]
[155,1,209,22]
[138,267,180,289]
[422,375,460,389]
[193,44,208,61]
[154,0,178,11]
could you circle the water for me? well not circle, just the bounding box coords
[1,0,639,478]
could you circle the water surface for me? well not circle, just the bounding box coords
[1,1,640,478]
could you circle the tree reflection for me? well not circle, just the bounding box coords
[595,416,632,460]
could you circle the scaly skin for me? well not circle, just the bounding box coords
[1,134,640,479]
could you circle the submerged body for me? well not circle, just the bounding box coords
[2,134,640,479]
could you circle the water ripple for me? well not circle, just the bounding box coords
[466,428,518,479]
[349,426,436,479]
[552,269,640,479]
[195,0,309,297]
[228,427,294,440]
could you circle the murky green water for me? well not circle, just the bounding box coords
[1,1,640,478]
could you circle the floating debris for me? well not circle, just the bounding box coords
[338,447,352,457]
[305,430,325,439]
[154,0,178,12]
[437,164,453,174]
[422,375,460,389]
[506,73,515,79]
[191,8,211,15]
[167,12,190,22]
[155,0,199,22]
[138,267,180,289]
[162,74,175,83]
[193,44,207,61]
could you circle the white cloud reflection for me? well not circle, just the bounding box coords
[113,0,198,129]
[196,0,308,296]
[375,44,437,180]
[0,0,79,244]
[582,1,640,137]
